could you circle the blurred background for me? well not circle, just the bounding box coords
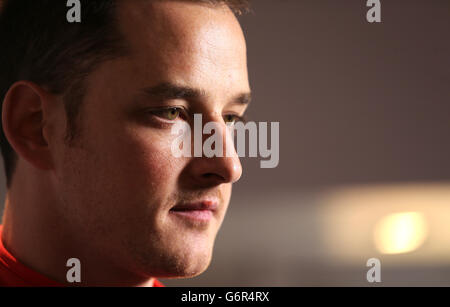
[1,0,450,286]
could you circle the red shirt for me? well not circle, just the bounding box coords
[0,225,164,287]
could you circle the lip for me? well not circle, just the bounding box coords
[170,199,219,211]
[169,199,219,223]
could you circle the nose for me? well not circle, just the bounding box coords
[190,155,242,187]
[185,122,242,188]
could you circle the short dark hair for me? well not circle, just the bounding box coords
[0,0,250,188]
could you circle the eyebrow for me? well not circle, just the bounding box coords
[139,82,252,105]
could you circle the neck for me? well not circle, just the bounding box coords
[1,160,155,287]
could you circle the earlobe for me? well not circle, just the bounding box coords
[2,81,54,171]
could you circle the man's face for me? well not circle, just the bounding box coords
[51,1,249,279]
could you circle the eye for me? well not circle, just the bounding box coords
[150,107,183,121]
[223,114,245,124]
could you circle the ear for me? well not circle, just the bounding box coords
[2,81,55,171]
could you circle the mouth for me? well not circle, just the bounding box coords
[169,199,219,224]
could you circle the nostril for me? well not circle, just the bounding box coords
[203,173,223,179]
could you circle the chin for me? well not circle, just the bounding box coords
[152,246,214,279]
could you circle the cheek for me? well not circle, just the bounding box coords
[97,126,186,206]
[55,126,185,237]
[60,123,182,206]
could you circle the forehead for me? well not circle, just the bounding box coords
[115,0,249,90]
